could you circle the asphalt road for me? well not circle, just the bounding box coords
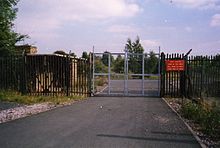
[0,97,200,148]
[97,79,160,96]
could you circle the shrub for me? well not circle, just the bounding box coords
[202,107,220,137]
[180,101,220,138]
[180,102,203,121]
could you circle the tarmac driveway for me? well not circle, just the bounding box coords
[0,97,200,148]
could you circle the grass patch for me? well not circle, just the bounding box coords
[145,75,159,80]
[95,76,108,86]
[0,90,85,105]
[180,101,220,139]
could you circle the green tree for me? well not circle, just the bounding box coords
[0,0,27,57]
[94,56,108,73]
[82,51,89,59]
[126,36,144,74]
[126,36,144,54]
[113,55,124,73]
[102,51,114,66]
[145,51,159,74]
[54,50,67,55]
[70,52,76,57]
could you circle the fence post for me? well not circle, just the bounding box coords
[88,53,92,97]
[20,54,27,95]
[160,52,165,97]
[200,56,204,99]
[66,54,70,96]
[183,55,188,98]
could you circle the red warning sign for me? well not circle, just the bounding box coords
[165,60,185,71]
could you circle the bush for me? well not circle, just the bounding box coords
[180,101,220,138]
[181,102,206,122]
[202,108,220,136]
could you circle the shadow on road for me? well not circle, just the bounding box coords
[97,134,198,144]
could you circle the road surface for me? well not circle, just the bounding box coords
[0,97,200,148]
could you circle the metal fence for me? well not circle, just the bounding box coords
[187,55,220,98]
[161,53,220,99]
[93,51,161,97]
[160,53,186,97]
[0,54,91,96]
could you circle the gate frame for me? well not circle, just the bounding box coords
[92,47,161,96]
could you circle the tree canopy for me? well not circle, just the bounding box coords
[82,51,89,59]
[101,51,114,66]
[113,55,124,73]
[126,36,144,54]
[126,36,144,74]
[0,0,27,57]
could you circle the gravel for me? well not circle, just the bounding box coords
[0,101,76,124]
[0,101,23,111]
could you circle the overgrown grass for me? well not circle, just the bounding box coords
[0,91,85,105]
[145,75,159,80]
[95,76,108,86]
[180,101,220,139]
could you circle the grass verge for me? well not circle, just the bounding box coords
[0,90,85,105]
[180,101,220,139]
[165,97,220,147]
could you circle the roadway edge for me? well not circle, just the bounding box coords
[162,97,206,148]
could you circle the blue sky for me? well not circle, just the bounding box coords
[15,0,220,56]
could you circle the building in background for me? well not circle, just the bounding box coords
[16,44,38,54]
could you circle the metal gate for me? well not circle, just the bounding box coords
[92,48,161,96]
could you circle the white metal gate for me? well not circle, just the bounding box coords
[92,48,161,96]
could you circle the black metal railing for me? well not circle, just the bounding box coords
[161,53,220,98]
[0,54,91,97]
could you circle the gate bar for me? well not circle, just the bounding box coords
[158,46,161,96]
[124,48,128,95]
[92,46,95,95]
[142,54,145,96]
[108,53,111,95]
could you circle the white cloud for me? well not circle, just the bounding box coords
[162,0,220,9]
[18,0,141,22]
[15,0,141,49]
[107,25,139,33]
[141,39,160,49]
[210,14,220,27]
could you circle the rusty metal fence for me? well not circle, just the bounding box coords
[0,54,91,96]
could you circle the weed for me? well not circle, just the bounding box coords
[0,90,85,105]
[180,101,220,139]
[202,107,220,137]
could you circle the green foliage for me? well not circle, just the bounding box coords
[54,50,67,55]
[202,108,220,136]
[145,51,159,74]
[101,51,114,66]
[181,102,206,123]
[0,90,84,105]
[0,0,27,57]
[180,102,220,137]
[82,51,89,59]
[113,55,124,73]
[126,36,144,54]
[70,52,76,57]
[95,76,107,86]
[94,57,108,73]
[53,50,77,57]
[126,36,144,74]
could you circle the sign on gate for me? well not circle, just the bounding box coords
[165,60,185,71]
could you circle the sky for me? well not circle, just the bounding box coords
[15,0,220,56]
